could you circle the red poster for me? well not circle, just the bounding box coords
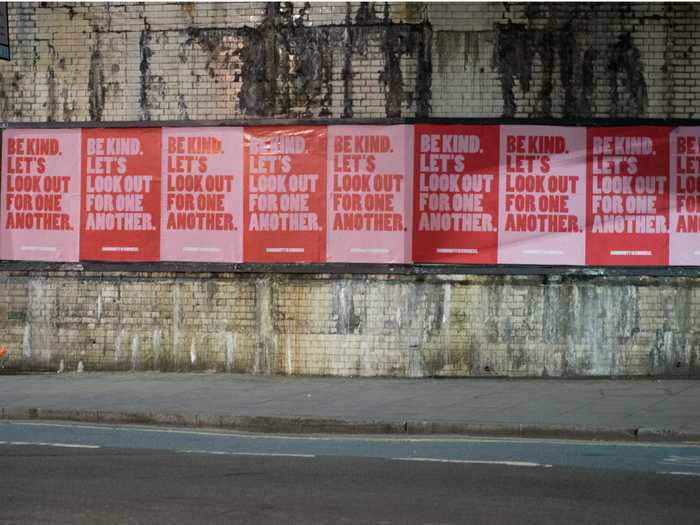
[80,128,161,261]
[412,124,499,263]
[0,129,81,261]
[586,127,670,266]
[161,127,244,262]
[243,126,326,263]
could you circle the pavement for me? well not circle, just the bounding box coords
[1,372,699,442]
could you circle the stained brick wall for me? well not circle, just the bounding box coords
[1,3,699,377]
[1,2,698,122]
[1,269,697,377]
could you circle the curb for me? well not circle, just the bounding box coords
[2,407,700,443]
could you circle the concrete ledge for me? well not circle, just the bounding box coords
[3,407,699,443]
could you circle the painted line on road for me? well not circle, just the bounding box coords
[392,457,552,468]
[660,455,700,466]
[0,440,100,449]
[5,421,700,449]
[659,471,700,477]
[178,449,314,458]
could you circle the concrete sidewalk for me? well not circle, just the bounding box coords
[1,373,699,442]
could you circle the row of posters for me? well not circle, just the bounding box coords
[1,124,699,266]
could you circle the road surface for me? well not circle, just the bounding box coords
[1,421,698,524]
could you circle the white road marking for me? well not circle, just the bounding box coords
[392,457,552,468]
[5,422,700,449]
[660,471,700,477]
[179,449,314,458]
[660,455,700,467]
[0,440,100,449]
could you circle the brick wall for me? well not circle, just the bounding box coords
[1,268,697,377]
[1,3,699,377]
[1,2,698,121]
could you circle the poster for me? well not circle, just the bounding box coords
[498,126,587,265]
[243,126,327,263]
[0,129,81,261]
[670,127,700,265]
[328,125,411,263]
[161,127,243,262]
[586,127,670,266]
[412,124,499,264]
[0,124,691,268]
[80,128,162,261]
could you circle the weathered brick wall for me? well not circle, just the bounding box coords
[1,2,698,121]
[1,3,699,377]
[0,269,697,377]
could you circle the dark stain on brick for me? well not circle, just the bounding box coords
[88,30,106,121]
[376,3,431,119]
[381,23,404,118]
[342,2,354,118]
[579,48,597,117]
[558,24,576,117]
[414,19,432,118]
[496,23,533,117]
[139,18,153,120]
[536,31,555,117]
[496,18,597,118]
[178,93,188,120]
[237,2,340,118]
[607,32,648,117]
[47,67,58,122]
[237,27,271,116]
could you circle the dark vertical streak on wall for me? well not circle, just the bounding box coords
[234,1,431,118]
[262,3,279,116]
[88,29,105,122]
[496,16,601,119]
[47,67,57,122]
[557,24,576,118]
[382,24,403,118]
[238,27,267,116]
[319,28,333,117]
[607,33,648,117]
[537,31,555,117]
[662,3,675,118]
[0,74,7,120]
[139,18,153,121]
[342,3,354,118]
[496,23,531,117]
[415,19,432,118]
[579,48,596,118]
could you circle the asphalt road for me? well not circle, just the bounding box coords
[1,421,699,524]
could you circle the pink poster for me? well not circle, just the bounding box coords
[670,127,700,265]
[161,127,243,262]
[498,126,587,265]
[1,128,81,261]
[327,125,411,263]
